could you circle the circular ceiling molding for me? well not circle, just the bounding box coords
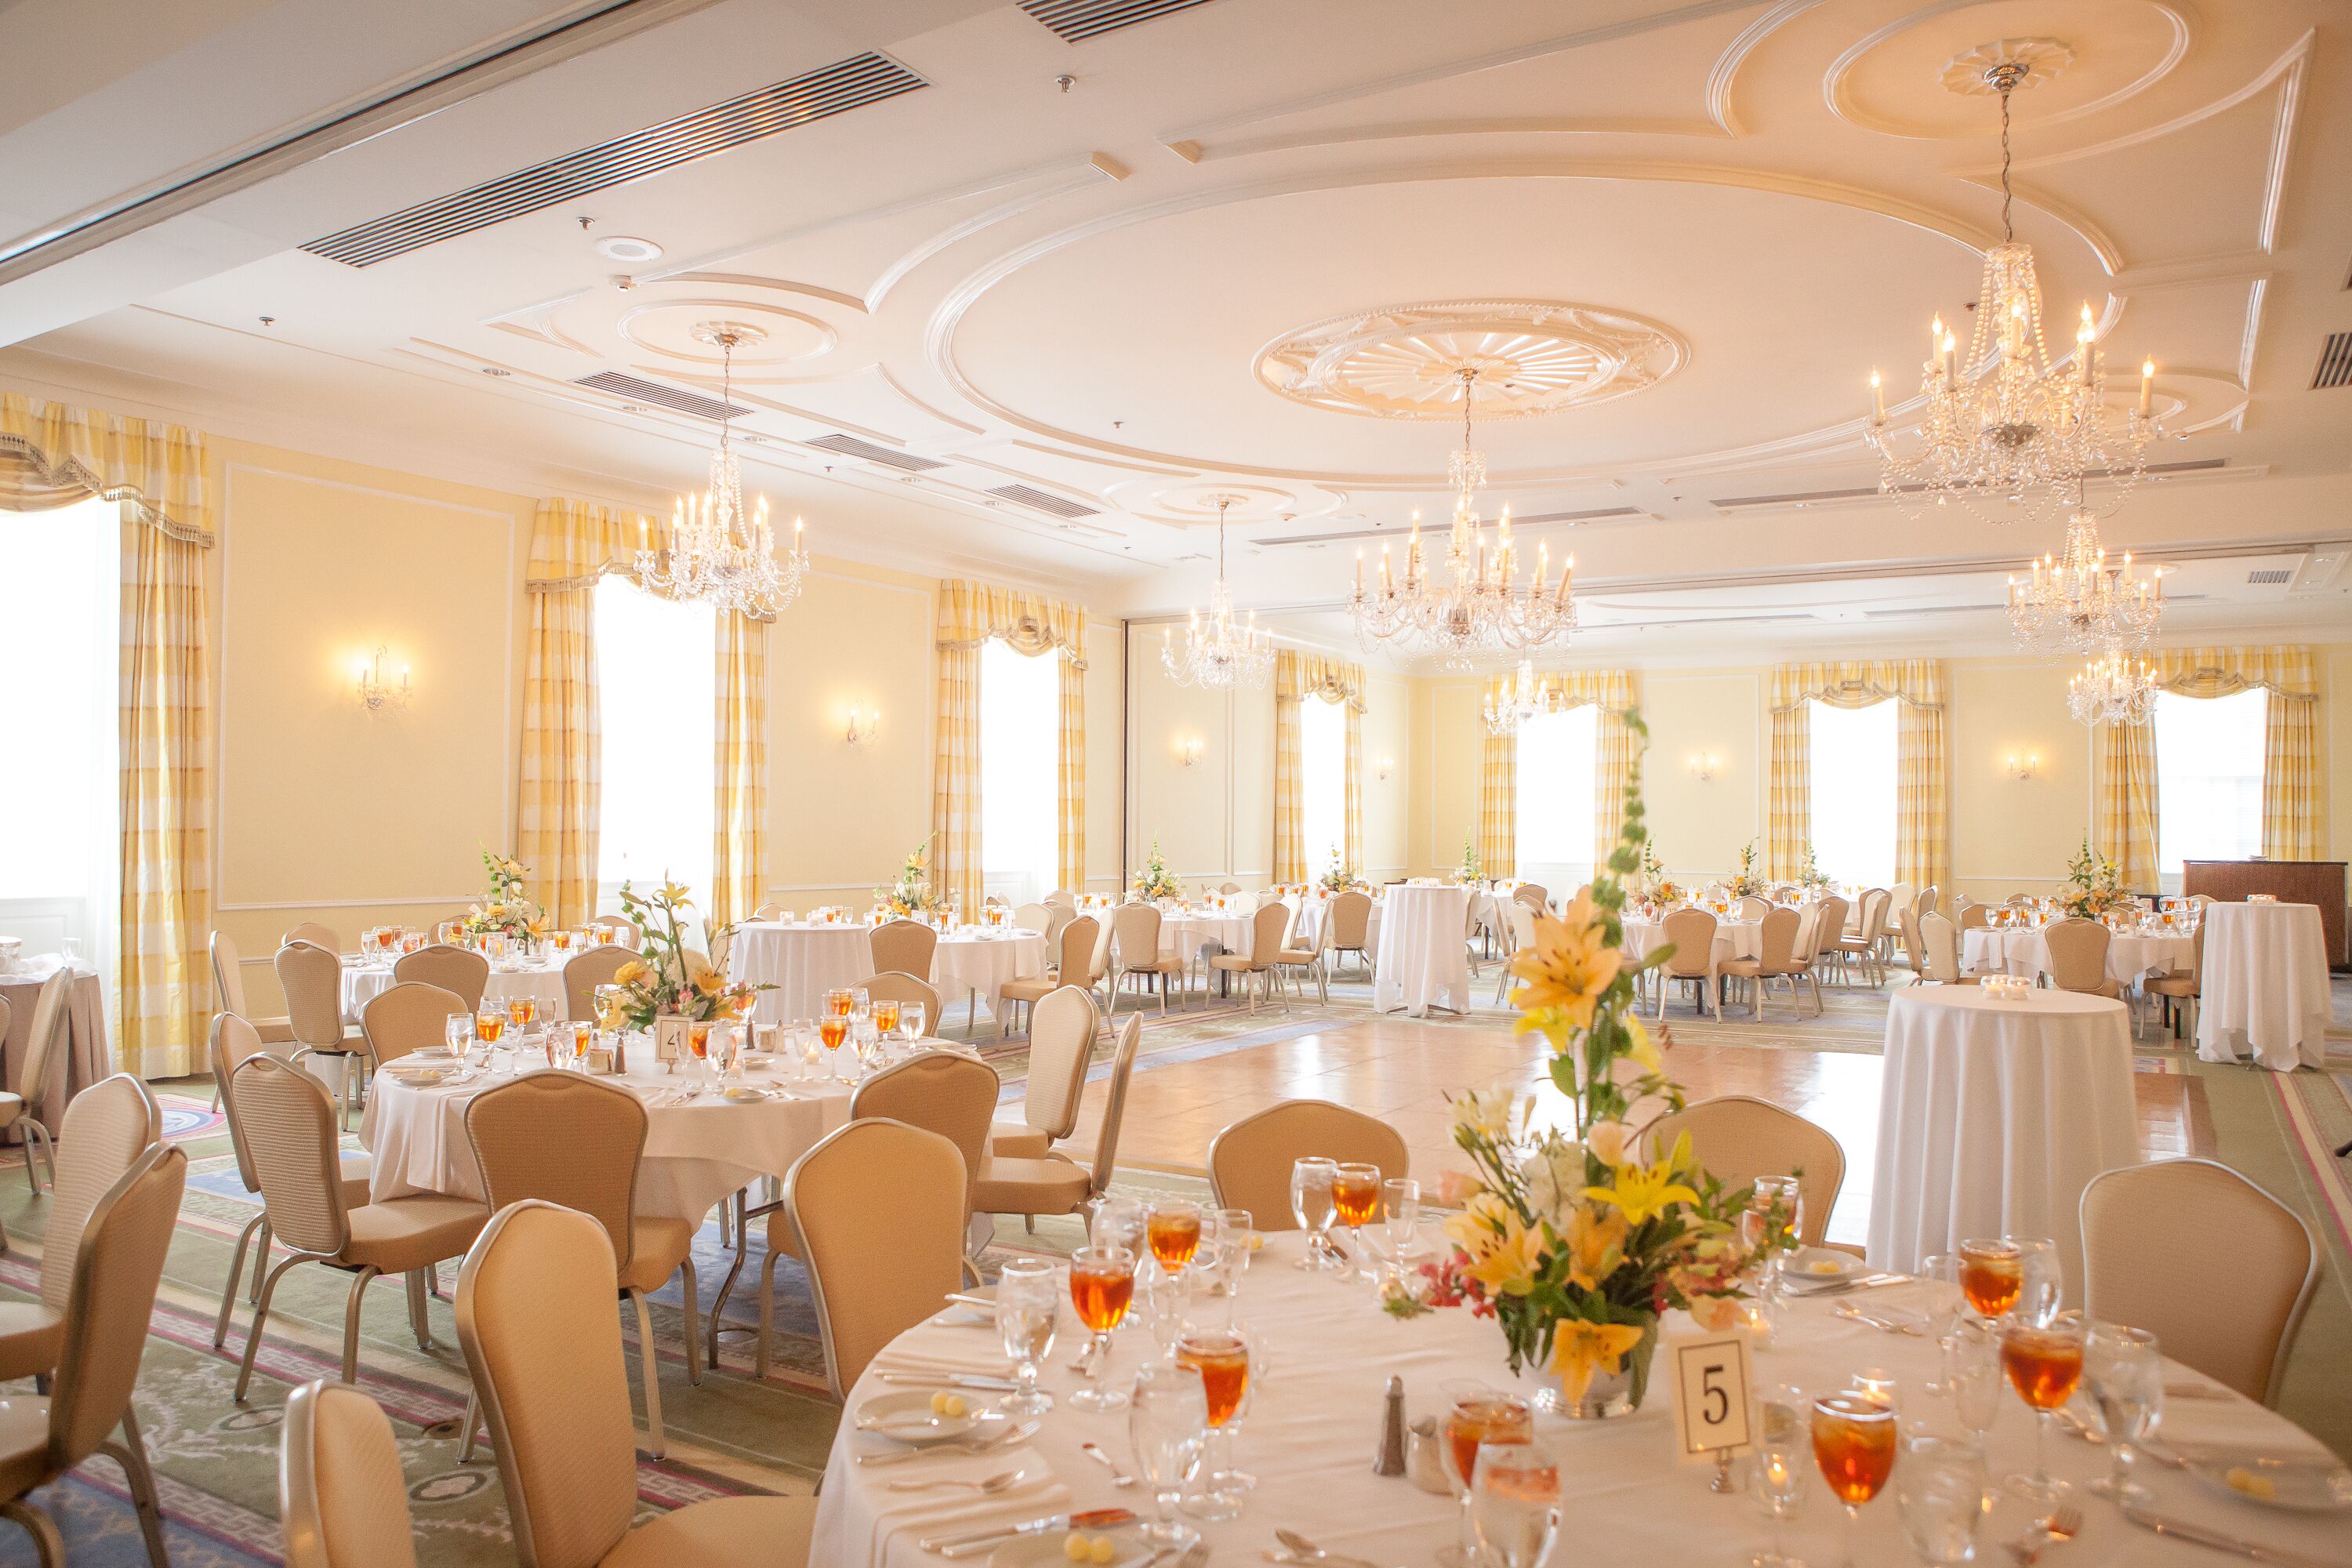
[1105,479,1337,527]
[1940,37,2075,96]
[616,297,837,365]
[1252,301,1687,422]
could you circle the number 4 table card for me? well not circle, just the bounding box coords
[1666,1328,1755,1465]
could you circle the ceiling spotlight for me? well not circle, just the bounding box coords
[594,235,663,263]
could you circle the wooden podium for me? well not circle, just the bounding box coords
[2182,859,2348,969]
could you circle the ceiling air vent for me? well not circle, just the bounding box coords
[987,484,1098,518]
[302,52,925,267]
[2314,332,2352,390]
[807,434,948,472]
[574,372,746,422]
[2245,568,2294,586]
[1019,0,1224,43]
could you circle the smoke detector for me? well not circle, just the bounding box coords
[594,235,663,263]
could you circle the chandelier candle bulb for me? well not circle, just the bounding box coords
[2140,359,2154,418]
[1870,368,1886,425]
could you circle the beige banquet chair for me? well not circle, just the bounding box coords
[1917,912,1976,985]
[279,1380,419,1568]
[2082,1159,2318,1406]
[1492,898,1541,1006]
[1736,895,1772,924]
[284,920,341,952]
[461,1074,701,1457]
[1806,895,1849,992]
[394,943,490,1012]
[2042,917,2122,998]
[990,985,1099,1160]
[277,940,368,1127]
[1044,887,1078,909]
[1781,906,1828,1016]
[1651,907,1722,1021]
[212,929,294,1044]
[869,918,938,980]
[1011,902,1054,939]
[1040,903,1075,946]
[1327,889,1376,980]
[1207,1100,1409,1227]
[1722,906,1807,1020]
[361,981,470,1070]
[1829,891,1888,987]
[1956,901,1991,932]
[864,971,943,1035]
[1270,905,1330,1004]
[973,1014,1142,1232]
[1644,1095,1846,1250]
[996,916,1098,1038]
[563,944,635,1022]
[0,971,69,1194]
[227,1054,488,1401]
[0,1142,186,1568]
[456,1202,818,1567]
[0,1073,160,1382]
[1209,902,1293,1012]
[2143,919,2205,1039]
[1111,905,1187,1015]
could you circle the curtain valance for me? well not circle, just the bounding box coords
[1276,650,1364,712]
[1770,659,1944,713]
[524,497,669,591]
[937,580,1087,669]
[0,392,214,546]
[1480,666,1635,716]
[2151,645,2315,702]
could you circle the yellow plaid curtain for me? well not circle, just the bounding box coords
[712,611,768,928]
[1273,651,1365,880]
[1478,718,1515,881]
[935,581,1087,914]
[519,499,667,927]
[2094,720,2159,888]
[1768,661,1947,888]
[1479,670,1637,876]
[2,394,215,1077]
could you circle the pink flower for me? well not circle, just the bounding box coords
[1435,1168,1483,1207]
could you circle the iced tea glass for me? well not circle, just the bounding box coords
[1811,1392,1896,1568]
[1958,1237,2023,1322]
[1440,1384,1532,1567]
[1069,1245,1136,1412]
[474,1011,505,1045]
[1174,1330,1251,1520]
[1146,1200,1203,1275]
[1331,1163,1382,1280]
[1999,1318,2085,1503]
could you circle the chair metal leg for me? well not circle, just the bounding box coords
[235,1254,306,1401]
[458,1387,484,1462]
[405,1267,434,1349]
[706,1189,751,1371]
[0,1500,64,1568]
[628,1289,666,1457]
[106,1407,172,1568]
[250,1218,273,1303]
[215,1211,267,1348]
[753,1248,786,1382]
[342,1265,381,1381]
[680,1258,702,1387]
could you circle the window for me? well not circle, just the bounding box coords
[593,576,714,905]
[980,637,1059,906]
[0,499,121,1011]
[1516,704,1599,893]
[2154,687,2266,883]
[1807,698,1898,889]
[1300,695,1347,873]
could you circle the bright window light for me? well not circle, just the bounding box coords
[2154,687,2266,880]
[1301,695,1347,871]
[593,576,714,903]
[981,637,1060,906]
[1515,703,1598,893]
[1807,698,1897,889]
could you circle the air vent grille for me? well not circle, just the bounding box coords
[303,53,925,267]
[1019,0,1222,43]
[2246,568,2294,585]
[987,484,1099,518]
[1251,507,1642,547]
[574,372,747,422]
[2314,332,2352,390]
[807,434,948,472]
[1711,459,2227,510]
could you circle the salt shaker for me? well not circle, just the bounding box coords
[1374,1374,1407,1477]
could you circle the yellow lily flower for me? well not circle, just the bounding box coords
[613,960,648,987]
[1557,1204,1630,1291]
[1585,1152,1702,1227]
[1549,1319,1648,1404]
[1507,890,1621,1029]
[1459,1215,1547,1298]
[1624,1014,1663,1073]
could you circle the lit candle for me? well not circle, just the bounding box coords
[1557,554,1574,604]
[1355,550,1363,594]
[2078,304,2096,387]
[1941,331,1958,384]
[2140,358,2154,418]
[1869,368,1885,425]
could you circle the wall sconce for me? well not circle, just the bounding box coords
[2005,752,2041,781]
[354,646,409,713]
[1178,737,1203,768]
[846,706,880,746]
[1688,752,1721,782]
[1376,756,1395,782]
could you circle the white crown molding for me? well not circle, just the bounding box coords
[1708,1,1822,137]
[1192,118,1726,164]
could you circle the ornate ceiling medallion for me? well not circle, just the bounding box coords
[1941,38,2074,97]
[1254,301,1686,422]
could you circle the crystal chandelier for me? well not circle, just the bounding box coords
[637,323,809,618]
[1482,659,1553,737]
[2007,481,2165,654]
[1161,496,1273,690]
[1350,368,1577,668]
[2068,647,2160,727]
[1864,55,2161,524]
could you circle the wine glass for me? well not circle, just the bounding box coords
[1896,1433,1987,1567]
[2009,1236,2063,1326]
[444,1012,474,1059]
[1330,1163,1383,1280]
[2085,1323,2162,1503]
[1468,1440,1561,1568]
[1381,1178,1421,1262]
[1087,1194,1147,1256]
[1138,1258,1194,1359]
[1289,1157,1338,1270]
[1956,1237,2023,1323]
[1174,1329,1250,1521]
[1915,1254,1965,1396]
[1146,1200,1202,1276]
[1998,1317,2086,1502]
[1127,1361,1207,1550]
[898,1001,926,1043]
[1068,1245,1137,1411]
[1810,1392,1896,1568]
[993,1258,1058,1414]
[1947,1319,2003,1462]
[1439,1384,1532,1567]
[1749,1388,1809,1568]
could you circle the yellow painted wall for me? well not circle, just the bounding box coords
[1948,659,2092,902]
[1638,670,1763,877]
[1362,674,1411,879]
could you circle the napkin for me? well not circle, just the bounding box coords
[864,1470,1066,1568]
[869,1348,1014,1380]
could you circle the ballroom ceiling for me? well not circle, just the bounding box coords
[2,0,2347,662]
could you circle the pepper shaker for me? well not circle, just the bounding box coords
[1374,1374,1407,1476]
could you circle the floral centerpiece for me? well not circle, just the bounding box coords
[874,837,946,919]
[1457,830,1483,885]
[1132,837,1183,902]
[1394,714,1777,1417]
[596,879,763,1033]
[1728,839,1764,899]
[460,849,543,942]
[1317,847,1359,896]
[1798,842,1831,891]
[2063,837,2130,920]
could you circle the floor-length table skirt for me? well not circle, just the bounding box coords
[1870,987,2139,1297]
[808,1229,2343,1568]
[1622,917,1762,969]
[730,924,877,1028]
[0,965,109,1144]
[2195,902,2331,1072]
[932,932,1049,1019]
[1961,927,2194,987]
[1285,896,1383,956]
[340,958,570,1024]
[1371,884,1472,1016]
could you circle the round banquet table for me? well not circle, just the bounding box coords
[1371,884,1472,1016]
[808,1229,2347,1568]
[729,922,877,1028]
[1870,986,2139,1298]
[358,1054,855,1221]
[2195,902,2331,1073]
[1622,915,1763,968]
[0,963,110,1147]
[1285,895,1383,955]
[1960,926,2194,988]
[340,955,569,1025]
[1152,911,1253,966]
[933,930,1049,1020]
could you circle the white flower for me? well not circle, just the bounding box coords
[1454,1085,1523,1140]
[1519,1140,1587,1229]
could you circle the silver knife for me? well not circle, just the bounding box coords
[2121,1504,2341,1568]
[925,1507,1136,1557]
[879,1371,1018,1392]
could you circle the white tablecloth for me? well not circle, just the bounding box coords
[1622,916,1762,968]
[359,1058,855,1221]
[729,922,877,1027]
[808,1229,2343,1568]
[339,957,570,1025]
[933,931,1048,1019]
[2197,902,2332,1072]
[1287,895,1383,953]
[1152,912,1254,967]
[1372,884,1472,1016]
[1870,987,2139,1297]
[1961,927,2194,987]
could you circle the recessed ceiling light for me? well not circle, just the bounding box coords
[595,235,662,263]
[481,367,511,377]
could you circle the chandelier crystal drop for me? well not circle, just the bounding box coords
[1349,367,1578,669]
[1161,496,1274,690]
[636,323,809,618]
[1481,659,1555,737]
[2007,490,2165,655]
[1864,57,2161,524]
[2068,647,2160,728]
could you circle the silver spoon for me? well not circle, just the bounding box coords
[886,1468,1023,1495]
[1273,1530,1388,1568]
[1081,1440,1137,1487]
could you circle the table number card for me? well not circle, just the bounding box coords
[1665,1327,1755,1464]
[652,1018,689,1065]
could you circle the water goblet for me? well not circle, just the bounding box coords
[1209,1207,1255,1277]
[1439,1384,1531,1568]
[1381,1178,1421,1262]
[1289,1157,1338,1270]
[1138,1257,1194,1359]
[1068,1246,1138,1411]
[1896,1433,1987,1567]
[1998,1316,2086,1503]
[1127,1361,1207,1551]
[2009,1236,2063,1326]
[1915,1254,1966,1396]
[445,1013,474,1058]
[1749,1388,1809,1568]
[993,1257,1058,1415]
[1947,1319,2003,1462]
[1087,1194,1147,1256]
[1469,1440,1561,1568]
[1810,1392,1896,1568]
[898,1001,926,1044]
[2084,1323,2162,1504]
